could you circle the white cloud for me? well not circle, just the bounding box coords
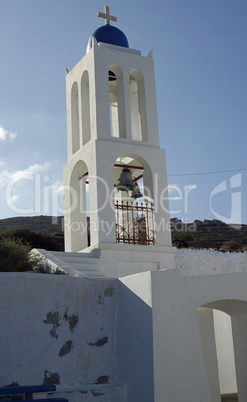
[0,162,50,189]
[12,162,50,179]
[8,194,20,204]
[9,131,18,141]
[0,161,65,218]
[0,169,9,188]
[0,125,18,142]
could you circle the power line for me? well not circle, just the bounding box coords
[168,168,247,177]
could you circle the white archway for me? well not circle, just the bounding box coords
[65,160,89,252]
[113,154,156,245]
[198,299,247,401]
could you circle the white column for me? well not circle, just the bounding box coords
[231,314,247,402]
[197,308,221,402]
[88,144,116,246]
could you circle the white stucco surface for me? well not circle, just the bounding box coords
[64,41,174,253]
[151,268,247,402]
[0,272,122,400]
[213,309,238,394]
[1,249,247,401]
[176,248,247,275]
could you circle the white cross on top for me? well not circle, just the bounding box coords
[97,6,117,25]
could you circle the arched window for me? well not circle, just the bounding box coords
[81,70,91,145]
[66,160,90,251]
[71,82,80,153]
[108,65,126,138]
[114,154,156,245]
[129,70,148,142]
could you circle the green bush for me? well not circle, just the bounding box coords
[28,231,62,251]
[220,240,243,252]
[0,237,44,273]
[0,226,63,251]
[0,226,30,241]
[172,231,195,242]
[172,231,195,248]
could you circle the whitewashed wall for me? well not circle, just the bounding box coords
[0,272,123,400]
[176,248,247,276]
[213,309,238,394]
[1,250,247,402]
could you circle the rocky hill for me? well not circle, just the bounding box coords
[0,215,64,234]
[0,215,247,252]
[171,218,247,251]
[0,216,64,251]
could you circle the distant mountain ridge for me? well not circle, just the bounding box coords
[0,215,64,234]
[171,217,247,251]
[0,215,247,251]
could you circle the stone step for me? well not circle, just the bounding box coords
[52,251,98,258]
[63,265,109,277]
[49,251,107,277]
[221,394,238,402]
[69,266,101,273]
[33,249,111,279]
[51,251,99,264]
[79,271,109,278]
[53,257,98,266]
[68,267,109,277]
[63,263,99,271]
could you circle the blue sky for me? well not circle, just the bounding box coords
[0,0,247,224]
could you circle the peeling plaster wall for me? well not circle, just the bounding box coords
[2,250,247,401]
[0,273,117,389]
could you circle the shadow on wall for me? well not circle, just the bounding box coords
[116,279,154,402]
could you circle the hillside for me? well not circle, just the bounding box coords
[0,215,247,252]
[171,218,247,251]
[0,216,64,251]
[0,215,64,234]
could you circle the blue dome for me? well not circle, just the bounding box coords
[87,25,129,52]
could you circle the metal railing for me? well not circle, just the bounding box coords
[115,200,156,246]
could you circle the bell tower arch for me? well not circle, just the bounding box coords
[63,6,175,272]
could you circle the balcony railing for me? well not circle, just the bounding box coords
[115,200,156,246]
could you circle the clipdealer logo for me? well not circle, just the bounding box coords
[210,173,242,226]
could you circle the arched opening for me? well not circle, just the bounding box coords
[213,310,237,397]
[197,301,245,402]
[113,154,156,245]
[71,81,80,154]
[81,70,91,145]
[108,65,126,138]
[129,69,148,142]
[69,160,90,251]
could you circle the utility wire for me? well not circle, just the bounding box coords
[168,168,247,177]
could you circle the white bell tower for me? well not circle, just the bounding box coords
[63,6,175,275]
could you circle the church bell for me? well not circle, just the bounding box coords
[117,168,135,191]
[130,183,143,199]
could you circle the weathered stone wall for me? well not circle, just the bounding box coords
[0,273,117,390]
